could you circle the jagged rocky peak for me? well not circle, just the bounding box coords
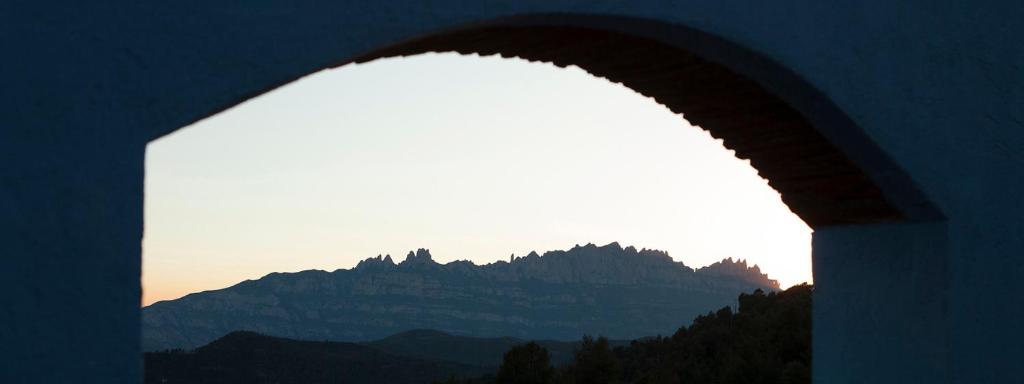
[701,257,747,270]
[698,257,778,289]
[566,242,617,252]
[637,248,672,262]
[355,249,440,270]
[401,248,436,266]
[349,243,770,286]
[556,242,675,264]
[355,254,396,270]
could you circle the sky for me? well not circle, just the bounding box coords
[142,53,813,306]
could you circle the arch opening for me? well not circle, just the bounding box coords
[143,51,814,306]
[317,14,941,228]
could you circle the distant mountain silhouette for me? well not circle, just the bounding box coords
[144,242,778,351]
[144,331,491,384]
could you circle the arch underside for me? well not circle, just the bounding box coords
[352,25,902,227]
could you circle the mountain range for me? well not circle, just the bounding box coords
[143,242,777,351]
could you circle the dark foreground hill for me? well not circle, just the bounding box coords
[144,331,491,384]
[365,329,628,368]
[144,242,778,351]
[145,329,627,384]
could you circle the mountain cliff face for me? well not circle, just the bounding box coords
[143,242,778,351]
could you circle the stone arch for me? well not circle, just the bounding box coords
[4,4,975,383]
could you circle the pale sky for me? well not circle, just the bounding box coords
[142,53,812,306]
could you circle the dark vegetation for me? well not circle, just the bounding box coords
[366,329,628,368]
[145,285,810,384]
[438,284,812,384]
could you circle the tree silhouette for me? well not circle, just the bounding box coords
[566,336,620,384]
[497,342,555,384]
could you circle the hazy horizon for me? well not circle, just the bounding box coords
[143,53,812,306]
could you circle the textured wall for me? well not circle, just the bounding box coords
[2,1,1021,383]
[813,222,948,383]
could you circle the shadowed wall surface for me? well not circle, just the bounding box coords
[2,2,1022,383]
